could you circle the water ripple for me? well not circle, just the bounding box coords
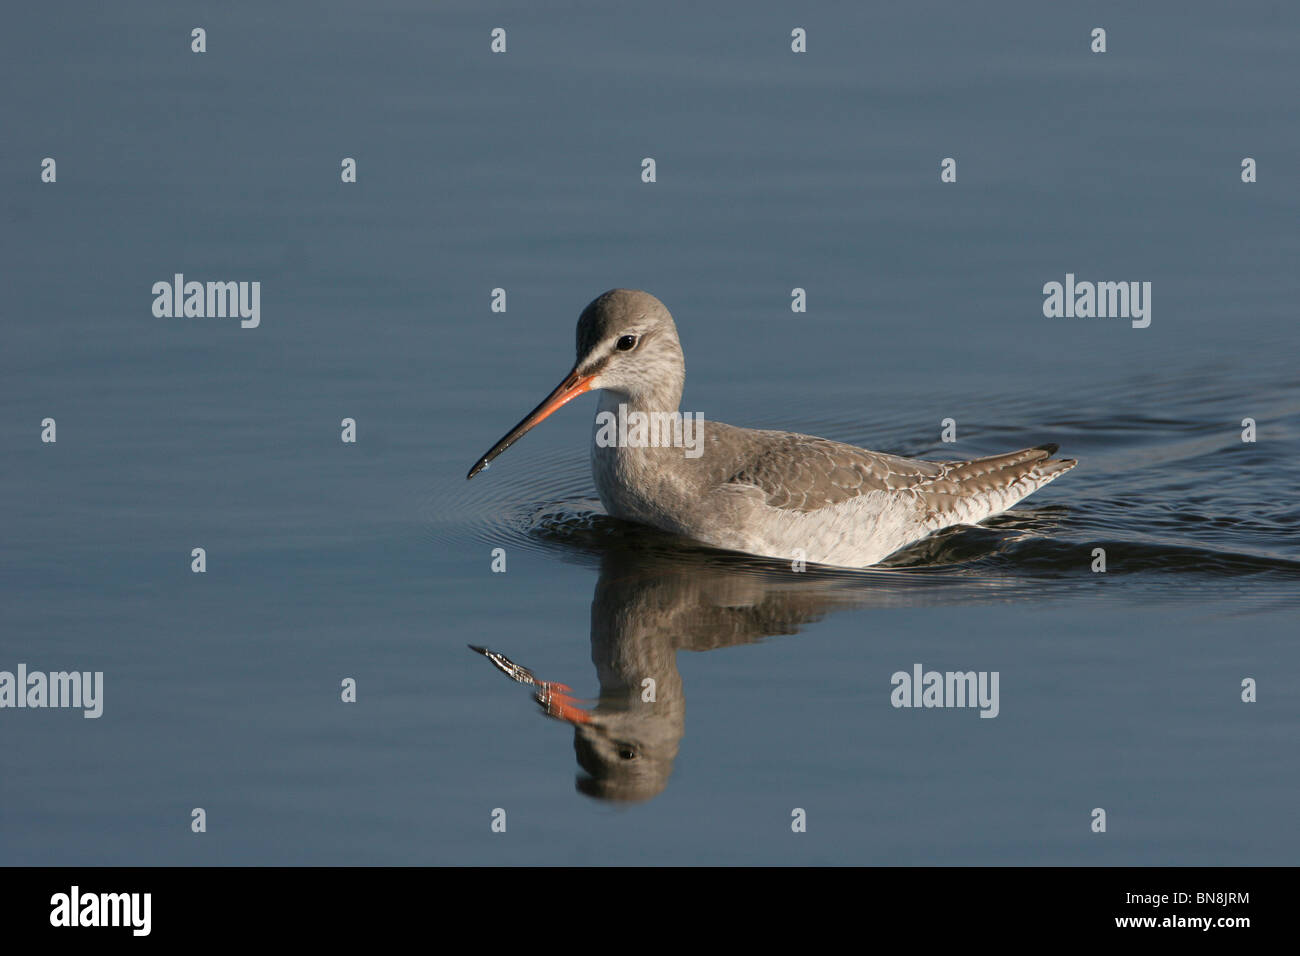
[426,381,1300,610]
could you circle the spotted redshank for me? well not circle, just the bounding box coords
[467,289,1076,568]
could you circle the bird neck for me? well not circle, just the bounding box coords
[597,381,683,416]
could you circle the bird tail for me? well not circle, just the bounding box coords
[920,443,1076,528]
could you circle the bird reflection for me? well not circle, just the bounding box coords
[469,509,1059,803]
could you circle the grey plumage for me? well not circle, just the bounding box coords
[471,289,1077,568]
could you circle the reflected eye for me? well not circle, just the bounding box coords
[615,335,638,352]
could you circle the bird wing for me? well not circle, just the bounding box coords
[724,431,1070,515]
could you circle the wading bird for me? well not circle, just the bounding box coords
[468,289,1075,568]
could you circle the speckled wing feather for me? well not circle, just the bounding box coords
[726,433,1073,516]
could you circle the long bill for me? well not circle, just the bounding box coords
[466,368,595,479]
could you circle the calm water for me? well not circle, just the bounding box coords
[2,1,1297,864]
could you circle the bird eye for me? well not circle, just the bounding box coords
[617,744,637,760]
[615,335,638,351]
